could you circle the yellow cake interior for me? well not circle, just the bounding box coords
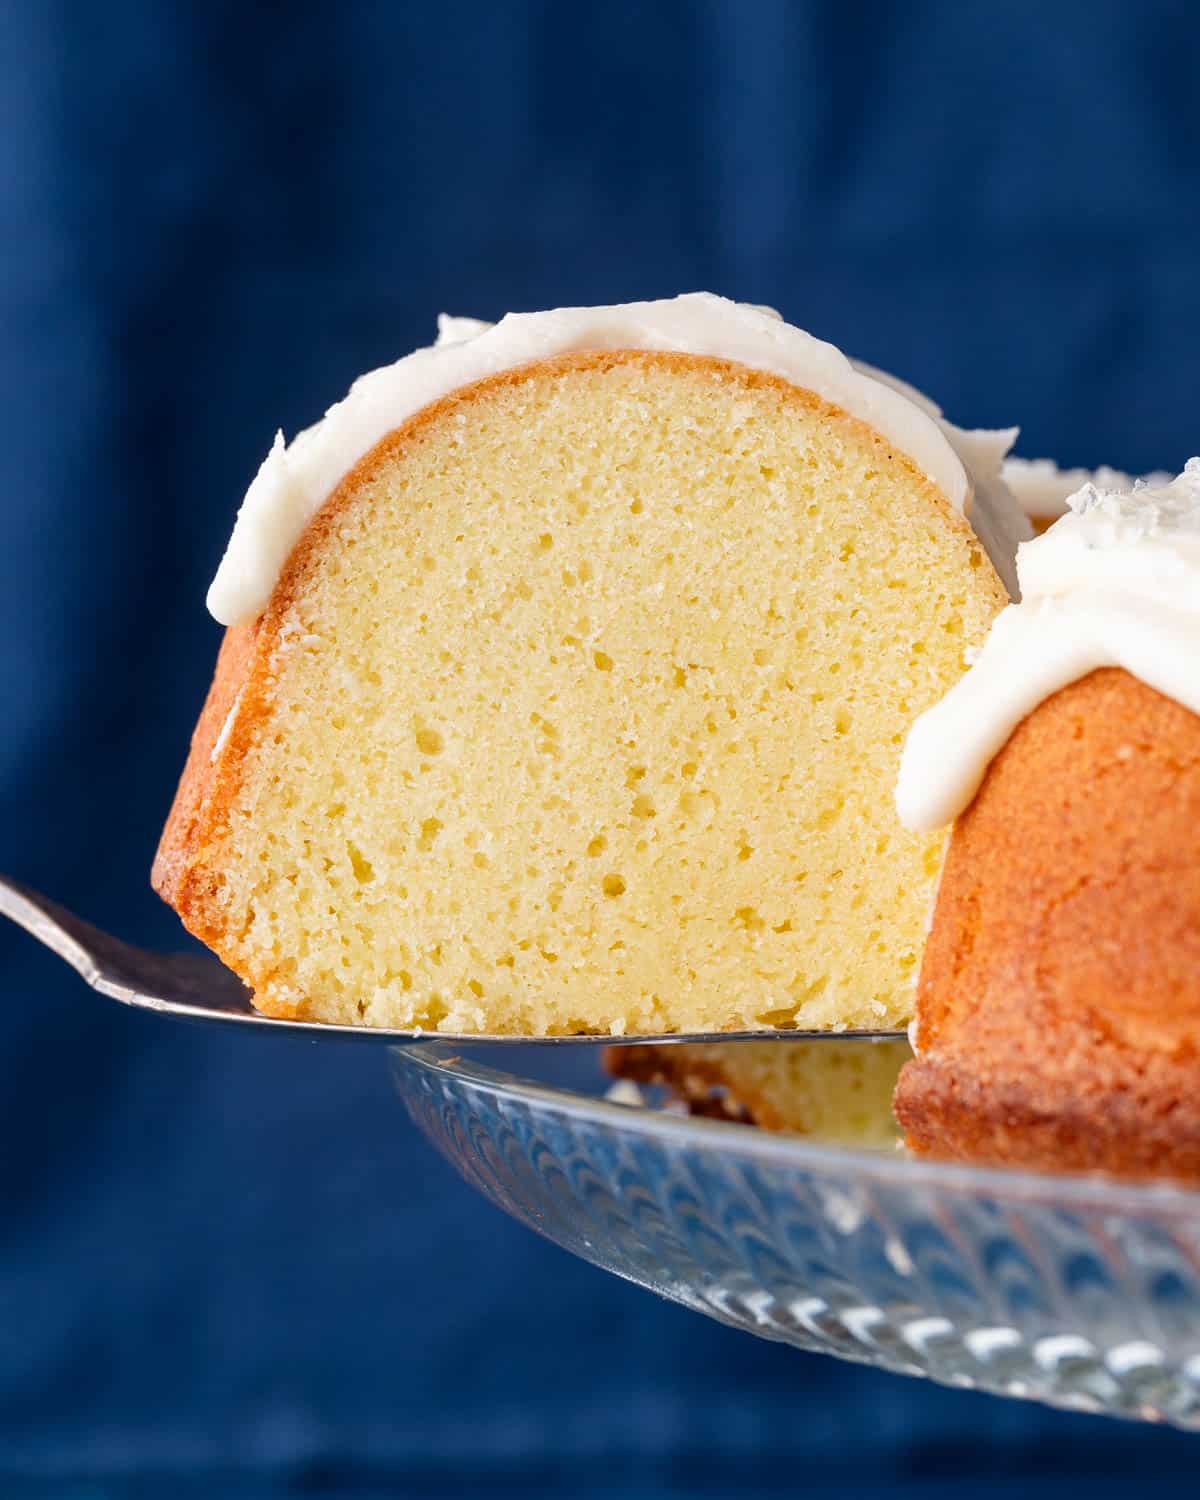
[613,1039,911,1146]
[208,350,1003,1033]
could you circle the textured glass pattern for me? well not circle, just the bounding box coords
[394,1044,1200,1428]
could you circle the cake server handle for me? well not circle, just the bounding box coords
[0,873,905,1045]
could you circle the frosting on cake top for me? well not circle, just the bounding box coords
[1002,456,1173,522]
[205,294,1027,626]
[897,460,1200,833]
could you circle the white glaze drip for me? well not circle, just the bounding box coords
[206,294,1024,626]
[896,460,1200,833]
[1002,456,1173,523]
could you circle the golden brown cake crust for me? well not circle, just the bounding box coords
[606,1045,762,1125]
[151,620,259,926]
[894,667,1200,1181]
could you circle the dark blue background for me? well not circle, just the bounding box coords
[3,3,1198,1495]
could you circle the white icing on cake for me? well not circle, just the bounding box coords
[206,294,1026,626]
[1002,457,1174,522]
[434,313,492,346]
[210,688,244,763]
[897,460,1200,833]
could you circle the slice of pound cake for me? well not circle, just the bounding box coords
[154,295,1024,1035]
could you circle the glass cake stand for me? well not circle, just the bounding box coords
[392,1042,1200,1429]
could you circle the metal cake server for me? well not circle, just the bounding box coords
[0,874,904,1045]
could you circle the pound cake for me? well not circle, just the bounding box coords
[154,294,1023,1035]
[608,1038,910,1145]
[894,462,1200,1179]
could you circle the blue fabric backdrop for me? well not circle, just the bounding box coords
[3,2,1199,1495]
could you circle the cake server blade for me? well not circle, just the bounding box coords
[0,874,905,1045]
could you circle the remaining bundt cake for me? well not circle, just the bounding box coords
[894,462,1200,1179]
[154,294,1023,1035]
[607,1038,910,1145]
